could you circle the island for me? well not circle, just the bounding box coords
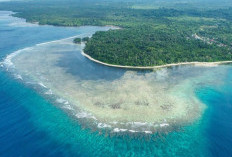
[3,1,231,67]
[73,38,81,44]
[1,0,232,156]
[73,37,90,44]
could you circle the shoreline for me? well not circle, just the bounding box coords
[0,20,215,133]
[9,11,123,30]
[81,51,232,69]
[4,11,232,70]
[4,36,201,134]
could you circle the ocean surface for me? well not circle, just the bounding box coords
[0,11,232,157]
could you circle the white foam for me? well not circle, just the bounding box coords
[113,128,128,132]
[113,128,153,134]
[3,50,20,68]
[3,47,32,68]
[14,74,23,80]
[56,98,67,104]
[132,122,148,126]
[64,101,69,105]
[113,128,120,132]
[45,89,53,95]
[62,104,74,111]
[38,82,47,88]
[75,112,89,118]
[97,123,112,128]
[144,131,152,134]
[160,123,169,127]
[75,112,97,120]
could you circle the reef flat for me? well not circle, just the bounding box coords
[4,35,228,133]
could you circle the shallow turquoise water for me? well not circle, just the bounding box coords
[0,11,232,156]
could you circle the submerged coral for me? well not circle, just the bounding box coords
[5,36,226,133]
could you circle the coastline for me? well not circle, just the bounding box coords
[1,11,229,132]
[82,50,232,69]
[5,35,205,133]
[4,11,232,70]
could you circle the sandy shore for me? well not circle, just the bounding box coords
[81,51,232,69]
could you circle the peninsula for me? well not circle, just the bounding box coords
[1,0,232,67]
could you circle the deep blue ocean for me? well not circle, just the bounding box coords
[0,11,232,157]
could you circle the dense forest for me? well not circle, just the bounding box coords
[84,26,232,66]
[1,0,232,66]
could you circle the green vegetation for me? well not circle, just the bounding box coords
[73,37,90,44]
[73,38,81,44]
[1,0,232,66]
[82,37,90,42]
[84,26,231,66]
